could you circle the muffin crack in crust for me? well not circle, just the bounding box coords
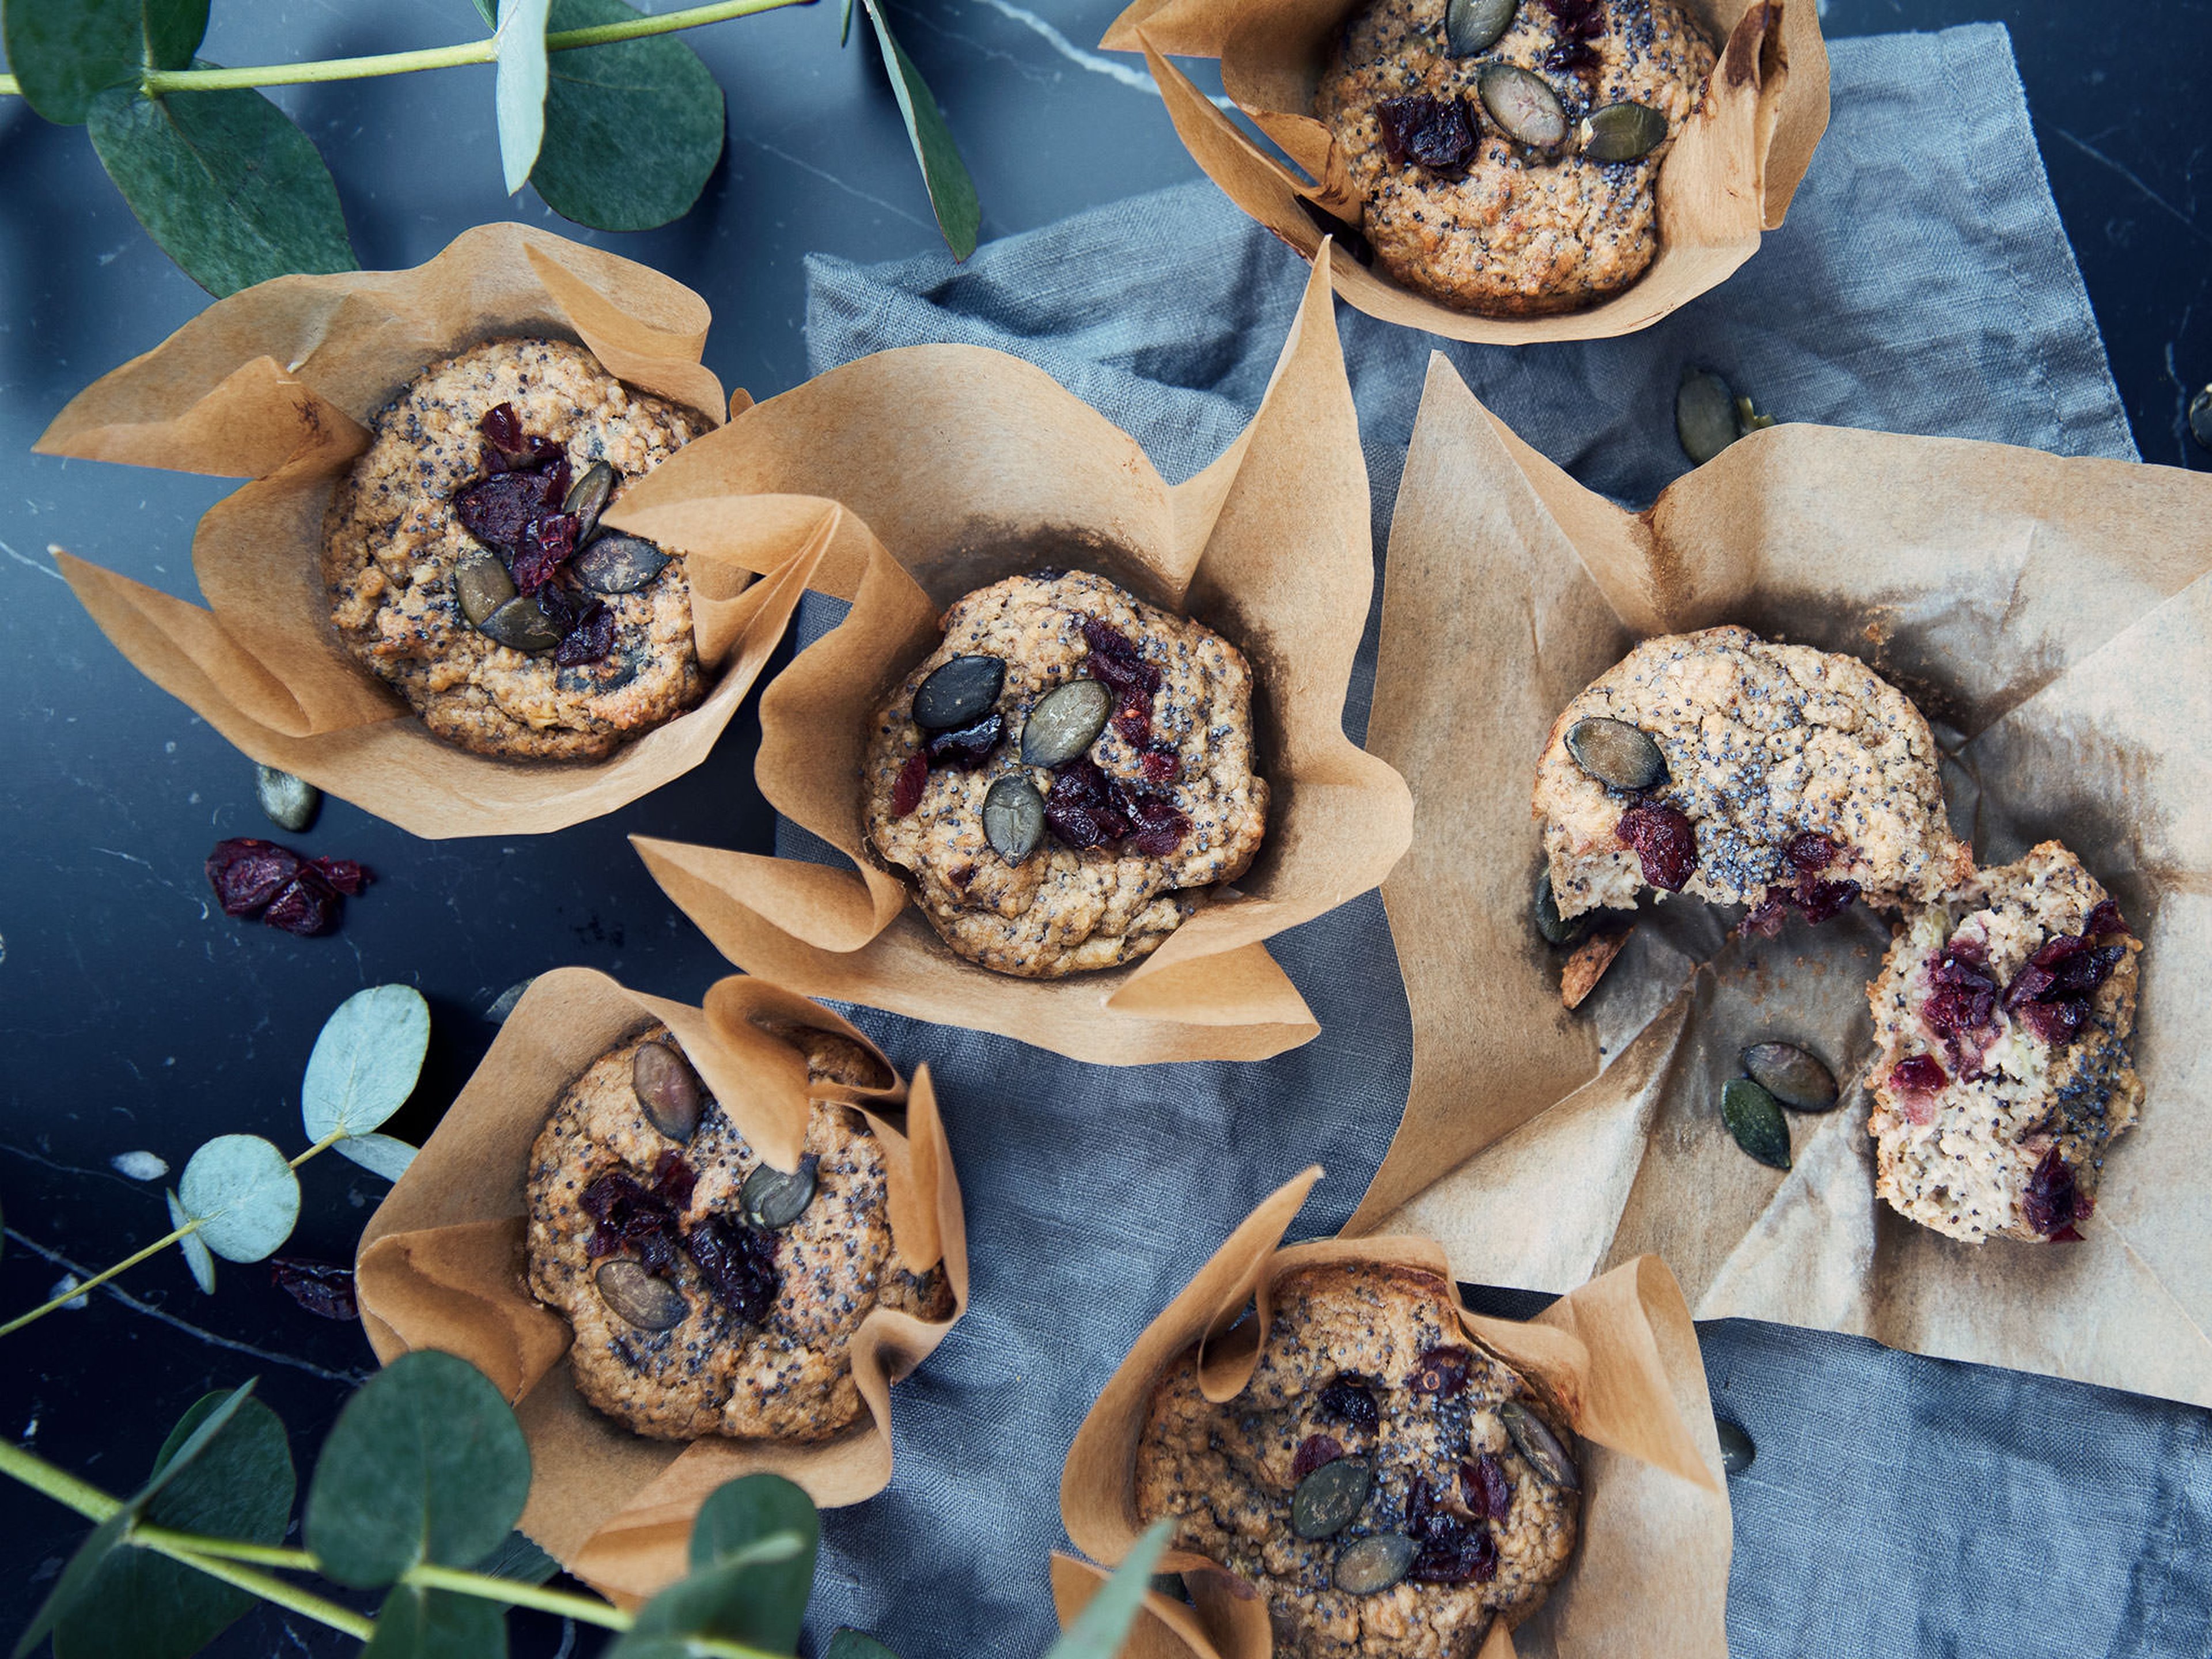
[1134,1264,1580,1659]
[323,337,707,760]
[525,1025,951,1441]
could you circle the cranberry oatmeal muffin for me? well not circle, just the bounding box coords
[861,569,1269,978]
[324,336,709,761]
[1316,0,1717,316]
[1866,843,2143,1244]
[1533,626,1973,927]
[525,1025,952,1441]
[1134,1263,1580,1659]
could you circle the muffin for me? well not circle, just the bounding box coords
[1533,626,1973,924]
[323,336,709,760]
[1316,0,1717,316]
[1134,1263,1580,1659]
[861,569,1270,978]
[1866,843,2143,1244]
[525,1024,952,1441]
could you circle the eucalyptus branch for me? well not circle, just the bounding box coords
[0,1220,201,1338]
[136,1537,378,1643]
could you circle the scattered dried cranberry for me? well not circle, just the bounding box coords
[684,1213,781,1325]
[2085,899,2130,939]
[478,403,563,474]
[1081,618,1162,700]
[454,468,566,551]
[1411,1345,1472,1396]
[1376,94,1476,173]
[308,856,369,896]
[206,838,370,938]
[1744,837,1859,933]
[1922,945,2000,1052]
[554,598,616,668]
[270,1257,357,1321]
[2003,927,2127,1050]
[2022,1147,2081,1237]
[924,712,1004,769]
[1319,1377,1379,1432]
[208,839,301,916]
[1112,703,1153,745]
[263,876,341,937]
[651,1148,697,1211]
[1291,1434,1344,1481]
[513,510,580,594]
[1615,803,1696,890]
[891,752,929,817]
[1140,745,1181,783]
[1539,0,1605,69]
[1465,1454,1513,1522]
[1888,1055,1948,1095]
[581,1170,685,1277]
[1126,794,1190,857]
[1404,1473,1498,1584]
[1785,833,1838,873]
[1793,878,1861,925]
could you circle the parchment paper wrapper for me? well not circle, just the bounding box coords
[354,967,968,1603]
[622,250,1413,1066]
[1059,1168,1729,1659]
[1355,353,2212,1406]
[37,222,825,839]
[1100,0,1827,345]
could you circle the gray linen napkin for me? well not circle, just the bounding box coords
[787,25,2205,1658]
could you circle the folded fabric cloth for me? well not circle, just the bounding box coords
[789,25,2203,1659]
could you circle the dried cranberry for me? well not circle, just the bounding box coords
[552,599,615,668]
[2085,899,2130,939]
[1743,895,1792,937]
[1466,1454,1513,1522]
[2022,1147,2080,1236]
[651,1149,696,1211]
[1318,1377,1379,1432]
[924,712,1004,769]
[270,1257,358,1321]
[1793,878,1861,925]
[1888,1055,1948,1094]
[1140,745,1181,783]
[2016,998,2086,1046]
[480,402,525,460]
[1291,1434,1344,1481]
[1405,1473,1497,1584]
[454,469,563,551]
[891,752,929,817]
[2003,925,2127,1050]
[1616,803,1696,890]
[1785,834,1838,873]
[684,1213,781,1325]
[263,873,342,937]
[513,512,579,594]
[1411,1345,1471,1396]
[1127,794,1190,857]
[580,1171,684,1277]
[1081,618,1162,700]
[1046,759,1138,849]
[1541,0,1606,37]
[207,838,302,915]
[1112,702,1153,745]
[1376,94,1476,173]
[1923,947,2001,1040]
[307,856,369,896]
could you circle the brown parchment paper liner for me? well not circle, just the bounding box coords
[36,222,827,839]
[353,967,968,1604]
[1353,352,2212,1406]
[1058,1168,1729,1659]
[1099,0,1825,346]
[623,249,1413,1066]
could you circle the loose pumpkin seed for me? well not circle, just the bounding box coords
[1565,717,1665,790]
[1736,395,1777,434]
[1019,678,1112,767]
[595,1260,688,1330]
[1501,1399,1581,1490]
[562,460,616,545]
[1477,63,1566,150]
[255,764,320,834]
[454,548,517,627]
[1722,1077,1792,1169]
[2191,386,2212,452]
[1534,869,1588,946]
[476,594,564,654]
[572,533,671,595]
[1579,100,1668,162]
[1677,369,1741,465]
[1740,1042,1839,1112]
[1715,1416,1756,1475]
[1334,1533,1417,1596]
[1444,0,1516,56]
[741,1154,820,1229]
[914,654,1007,730]
[983,775,1047,866]
[633,1040,705,1141]
[1291,1456,1372,1540]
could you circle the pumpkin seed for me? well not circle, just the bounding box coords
[1019,678,1112,767]
[454,548,517,626]
[1740,1042,1839,1112]
[476,593,564,654]
[1502,1399,1580,1490]
[1677,369,1741,465]
[1579,100,1668,162]
[572,533,670,595]
[1477,63,1566,150]
[1444,0,1516,56]
[594,1259,688,1331]
[632,1040,705,1142]
[983,775,1047,866]
[1565,717,1665,790]
[1291,1456,1372,1540]
[1722,1077,1792,1169]
[562,460,616,544]
[1334,1533,1417,1596]
[255,764,320,834]
[1715,1416,1756,1475]
[1736,395,1777,434]
[2191,386,2212,452]
[1534,869,1588,946]
[741,1154,820,1229]
[913,654,1007,730]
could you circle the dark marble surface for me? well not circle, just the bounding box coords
[0,2,2204,1654]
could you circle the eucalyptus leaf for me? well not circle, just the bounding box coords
[839,0,855,46]
[528,0,724,233]
[12,1513,128,1659]
[858,0,980,259]
[301,985,431,1143]
[493,0,553,195]
[86,73,358,298]
[1043,1519,1175,1659]
[1,0,207,125]
[610,1532,810,1659]
[167,1188,217,1294]
[177,1136,300,1264]
[363,1585,507,1659]
[476,1530,561,1587]
[335,1133,419,1184]
[826,1633,900,1659]
[305,1350,531,1589]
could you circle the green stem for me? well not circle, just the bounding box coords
[132,1528,318,1571]
[404,1563,632,1632]
[0,1437,124,1523]
[138,1538,378,1643]
[0,1220,199,1338]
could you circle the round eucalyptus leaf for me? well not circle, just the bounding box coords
[613,1476,819,1655]
[167,1188,217,1293]
[2,0,207,125]
[493,0,552,195]
[302,985,431,1142]
[305,1351,531,1589]
[335,1132,419,1184]
[362,1584,507,1659]
[178,1136,300,1263]
[14,1513,128,1659]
